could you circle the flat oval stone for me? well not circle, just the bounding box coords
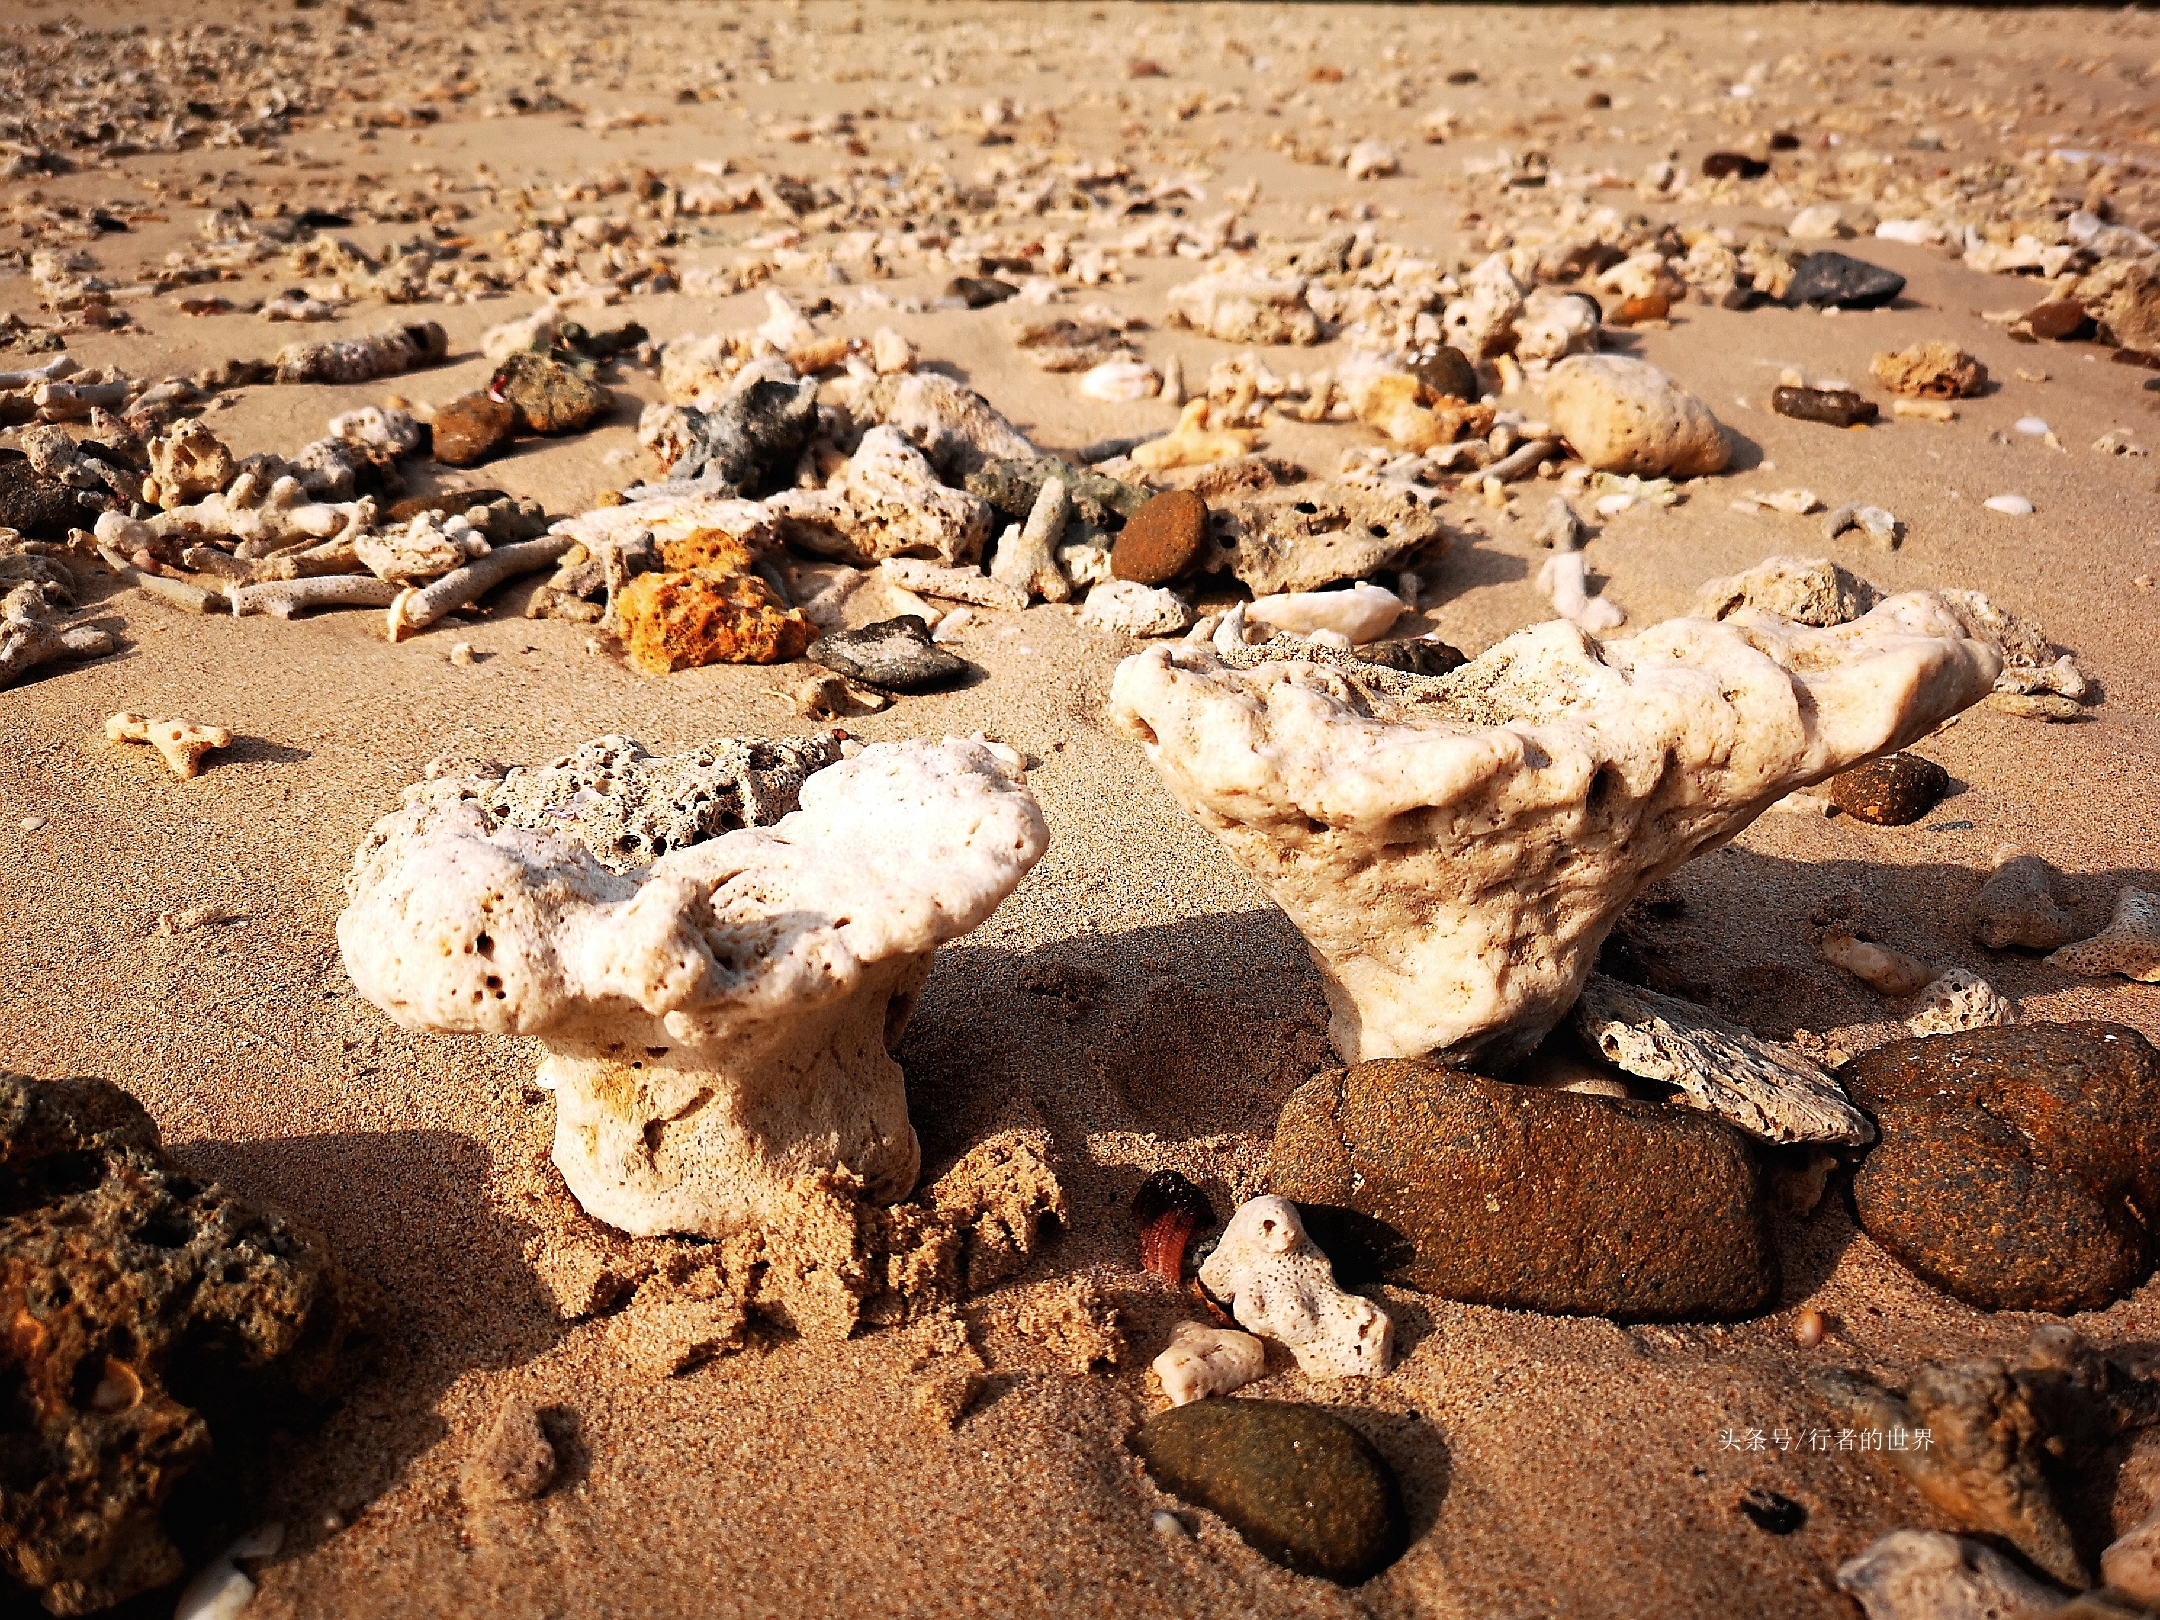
[1771,385,1879,428]
[1134,1400,1407,1584]
[807,614,969,693]
[1843,1021,2160,1312]
[2025,300,2093,342]
[1830,752,1949,825]
[1112,490,1208,585]
[1405,342,1480,402]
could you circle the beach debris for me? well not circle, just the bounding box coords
[1344,140,1398,181]
[988,477,1074,604]
[1134,1400,1407,1584]
[1114,594,1999,1066]
[1971,848,2075,951]
[1903,967,2019,1036]
[1207,477,1446,596]
[1870,341,1987,399]
[616,568,813,673]
[1820,930,1936,998]
[1132,1169,1215,1284]
[807,615,970,693]
[103,712,232,779]
[1112,490,1209,585]
[1844,1022,2159,1312]
[173,1524,284,1620]
[1080,580,1195,637]
[846,371,1037,484]
[2106,1506,2160,1609]
[154,901,242,936]
[1731,487,1822,516]
[1246,582,1403,645]
[0,458,92,538]
[1893,399,1959,423]
[1273,1058,1778,1319]
[1165,271,1321,346]
[1821,500,1900,549]
[769,426,995,568]
[1794,1309,1829,1349]
[879,559,1026,612]
[1406,342,1480,402]
[1195,1196,1392,1378]
[1691,555,1878,627]
[1152,1322,1267,1407]
[1078,358,1161,402]
[489,351,611,436]
[1541,355,1730,476]
[664,373,820,491]
[461,1398,558,1505]
[1835,1530,2065,1620]
[0,1072,353,1616]
[2049,889,2160,983]
[1771,385,1879,428]
[1938,589,2086,701]
[273,320,448,386]
[1829,752,1949,825]
[1015,1276,1126,1374]
[1130,399,1261,472]
[1536,538,1624,633]
[385,534,576,641]
[1571,975,1872,1145]
[1785,251,1906,310]
[0,579,113,690]
[1983,494,2035,515]
[233,575,404,620]
[340,739,1046,1237]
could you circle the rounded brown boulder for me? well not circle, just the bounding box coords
[431,392,515,468]
[1270,1058,1777,1321]
[1830,752,1949,825]
[1843,1021,2160,1313]
[1111,490,1208,585]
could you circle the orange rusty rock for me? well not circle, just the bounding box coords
[616,569,813,674]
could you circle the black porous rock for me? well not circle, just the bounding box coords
[1702,151,1770,180]
[669,375,821,495]
[1356,638,1468,678]
[965,456,1150,531]
[1771,386,1880,428]
[1785,251,1907,310]
[807,615,969,693]
[0,457,91,539]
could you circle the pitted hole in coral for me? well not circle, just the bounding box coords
[1369,524,1389,538]
[1,1148,102,1216]
[1588,763,1624,816]
[485,975,505,998]
[475,931,494,958]
[136,1212,195,1249]
[1305,817,1329,836]
[1294,501,1319,515]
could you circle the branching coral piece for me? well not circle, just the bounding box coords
[337,738,1050,1236]
[104,712,233,778]
[1109,595,2001,1066]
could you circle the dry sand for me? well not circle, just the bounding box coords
[4,3,2160,1616]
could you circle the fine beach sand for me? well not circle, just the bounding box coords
[4,3,2159,1615]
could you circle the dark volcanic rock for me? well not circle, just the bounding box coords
[431,392,516,468]
[1785,251,1907,310]
[1702,151,1770,180]
[489,351,611,435]
[1771,385,1880,428]
[1112,490,1208,584]
[964,456,1148,531]
[1134,1400,1407,1584]
[1405,342,1481,402]
[0,457,91,539]
[947,275,1019,309]
[669,375,820,495]
[1844,1022,2160,1312]
[1272,1059,1778,1320]
[0,1071,354,1617]
[1829,752,1948,825]
[807,614,969,693]
[1355,637,1468,677]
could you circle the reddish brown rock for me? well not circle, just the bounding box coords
[1111,490,1209,585]
[615,568,813,674]
[0,1071,354,1617]
[2025,300,2094,342]
[1830,752,1949,825]
[1844,1022,2160,1312]
[431,392,515,467]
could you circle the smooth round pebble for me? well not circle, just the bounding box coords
[2012,417,2050,436]
[1984,494,2035,515]
[1112,491,1209,585]
[1829,752,1950,826]
[1134,1399,1407,1585]
[1794,1308,1826,1348]
[20,816,46,832]
[1150,1510,1189,1538]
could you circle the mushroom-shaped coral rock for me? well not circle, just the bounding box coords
[336,737,1049,1237]
[1108,595,2001,1067]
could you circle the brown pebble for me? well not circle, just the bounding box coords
[1794,1308,1826,1348]
[1112,490,1209,585]
[1829,752,1949,825]
[2024,300,2093,342]
[431,392,516,468]
[1771,386,1879,428]
[1612,292,1670,326]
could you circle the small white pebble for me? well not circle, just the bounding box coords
[19,816,45,832]
[448,641,475,666]
[1151,1510,1190,1537]
[2013,416,2049,436]
[1983,494,2035,515]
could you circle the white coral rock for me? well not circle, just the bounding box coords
[1344,140,1399,180]
[1081,580,1194,638]
[337,738,1049,1237]
[1109,595,2001,1065]
[1197,1197,1391,1379]
[2048,888,2160,983]
[1246,582,1404,645]
[766,425,995,568]
[1165,271,1321,346]
[1152,1321,1267,1406]
[1905,968,2019,1036]
[1543,354,1730,477]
